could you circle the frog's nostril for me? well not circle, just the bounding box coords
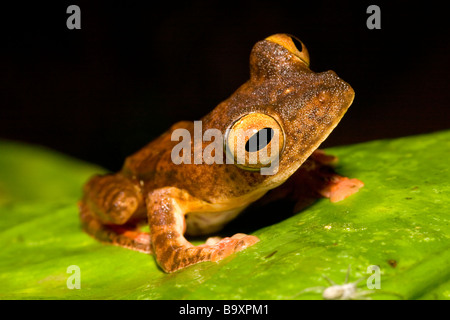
[318,90,329,103]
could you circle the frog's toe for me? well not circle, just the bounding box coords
[205,236,222,245]
[210,234,259,262]
[230,233,248,239]
[232,234,260,251]
[322,177,364,202]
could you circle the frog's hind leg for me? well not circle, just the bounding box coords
[79,174,152,254]
[79,203,152,253]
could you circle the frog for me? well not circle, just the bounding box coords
[79,34,363,273]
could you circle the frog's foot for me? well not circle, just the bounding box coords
[147,188,259,273]
[79,201,152,253]
[203,234,260,261]
[305,150,364,203]
[153,233,259,273]
[204,234,249,246]
[265,150,363,212]
[200,233,260,262]
[319,175,364,203]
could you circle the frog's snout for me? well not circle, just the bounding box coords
[318,70,355,110]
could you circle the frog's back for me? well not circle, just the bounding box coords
[121,121,193,184]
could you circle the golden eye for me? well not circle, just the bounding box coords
[225,113,285,171]
[265,33,310,67]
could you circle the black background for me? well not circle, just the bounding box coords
[1,1,449,171]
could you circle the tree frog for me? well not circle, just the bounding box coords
[79,34,363,273]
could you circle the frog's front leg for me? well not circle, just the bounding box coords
[308,150,364,203]
[264,150,363,212]
[147,187,259,273]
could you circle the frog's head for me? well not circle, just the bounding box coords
[205,34,355,191]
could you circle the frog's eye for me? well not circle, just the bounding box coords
[265,34,310,67]
[225,113,285,171]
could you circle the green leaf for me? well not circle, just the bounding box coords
[0,130,449,300]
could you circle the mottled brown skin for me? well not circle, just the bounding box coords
[79,34,363,273]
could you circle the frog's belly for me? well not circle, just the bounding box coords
[185,208,246,236]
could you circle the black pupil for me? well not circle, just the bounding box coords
[245,128,274,152]
[291,37,303,52]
